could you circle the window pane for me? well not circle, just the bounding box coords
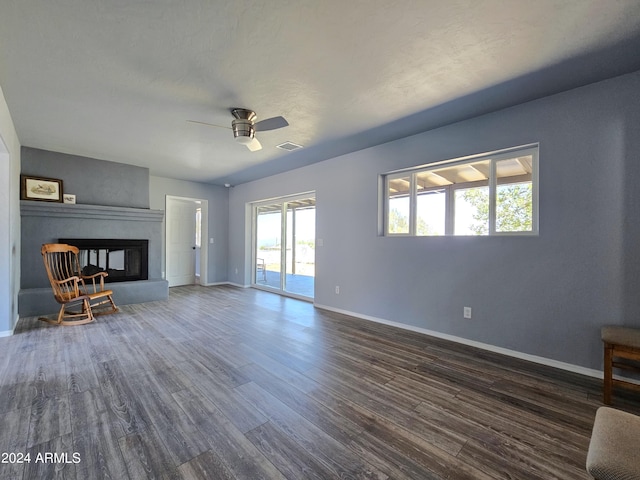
[255,205,281,289]
[455,186,489,235]
[416,189,445,235]
[284,200,315,298]
[388,175,410,234]
[496,156,533,233]
[431,159,490,185]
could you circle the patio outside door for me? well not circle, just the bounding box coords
[253,194,315,299]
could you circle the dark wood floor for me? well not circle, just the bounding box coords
[1,285,638,479]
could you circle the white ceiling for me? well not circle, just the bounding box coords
[1,0,640,185]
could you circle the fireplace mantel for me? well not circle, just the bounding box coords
[20,201,164,222]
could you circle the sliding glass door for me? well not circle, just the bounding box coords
[254,204,282,290]
[253,194,315,299]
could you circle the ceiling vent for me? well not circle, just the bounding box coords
[276,141,303,152]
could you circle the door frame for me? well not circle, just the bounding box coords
[165,195,208,286]
[0,132,13,335]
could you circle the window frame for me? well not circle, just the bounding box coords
[383,144,539,237]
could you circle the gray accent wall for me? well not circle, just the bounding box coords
[228,70,640,371]
[21,147,149,208]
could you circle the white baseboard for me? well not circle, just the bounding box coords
[314,303,604,380]
[198,281,250,288]
[0,315,17,337]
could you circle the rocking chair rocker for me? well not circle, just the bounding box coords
[40,243,118,325]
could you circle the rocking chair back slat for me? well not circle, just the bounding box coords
[42,244,81,303]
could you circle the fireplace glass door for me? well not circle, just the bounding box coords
[59,239,148,282]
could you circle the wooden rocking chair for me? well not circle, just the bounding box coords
[40,243,118,325]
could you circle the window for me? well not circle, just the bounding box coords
[384,145,538,236]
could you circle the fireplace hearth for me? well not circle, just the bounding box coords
[59,238,148,283]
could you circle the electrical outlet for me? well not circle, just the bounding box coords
[463,307,472,319]
[235,268,238,275]
[335,286,340,294]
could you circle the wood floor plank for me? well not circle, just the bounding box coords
[457,435,592,479]
[304,365,467,456]
[178,340,252,389]
[235,343,319,393]
[27,392,71,449]
[354,420,495,480]
[69,388,109,434]
[238,362,365,443]
[0,380,36,415]
[0,407,31,480]
[176,450,236,480]
[73,414,130,480]
[414,392,590,465]
[245,421,338,480]
[64,334,101,394]
[172,387,286,480]
[129,369,210,465]
[24,433,77,480]
[7,285,636,479]
[94,360,150,437]
[236,381,389,480]
[118,424,182,480]
[181,363,269,434]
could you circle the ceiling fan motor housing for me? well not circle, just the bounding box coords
[232,119,255,144]
[231,108,257,144]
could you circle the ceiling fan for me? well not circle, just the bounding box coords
[188,108,289,152]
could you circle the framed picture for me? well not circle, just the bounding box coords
[63,194,76,204]
[21,175,63,202]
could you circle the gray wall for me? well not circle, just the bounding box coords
[228,70,640,371]
[21,147,149,208]
[149,176,229,284]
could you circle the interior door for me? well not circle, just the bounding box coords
[166,197,196,287]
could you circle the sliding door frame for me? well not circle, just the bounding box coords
[251,191,315,300]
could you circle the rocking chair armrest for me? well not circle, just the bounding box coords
[81,272,109,280]
[53,275,81,287]
[81,271,108,293]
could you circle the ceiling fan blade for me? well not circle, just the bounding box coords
[186,119,231,129]
[255,116,288,131]
[246,138,262,152]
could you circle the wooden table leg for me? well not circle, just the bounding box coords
[603,342,613,405]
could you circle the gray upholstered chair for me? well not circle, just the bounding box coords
[587,407,640,479]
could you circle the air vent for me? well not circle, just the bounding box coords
[276,141,303,152]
